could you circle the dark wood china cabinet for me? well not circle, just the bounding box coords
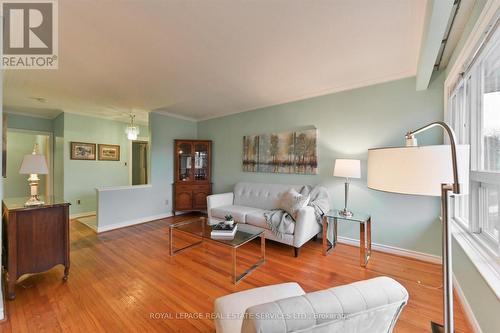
[173,140,212,214]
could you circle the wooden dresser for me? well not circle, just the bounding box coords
[2,197,70,300]
[173,139,212,214]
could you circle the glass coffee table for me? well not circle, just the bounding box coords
[168,217,265,284]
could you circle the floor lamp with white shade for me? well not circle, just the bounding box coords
[367,122,469,333]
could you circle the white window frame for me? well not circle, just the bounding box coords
[444,1,500,299]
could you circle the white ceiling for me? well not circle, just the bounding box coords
[4,0,429,122]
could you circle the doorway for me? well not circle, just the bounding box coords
[131,141,148,185]
[4,130,53,198]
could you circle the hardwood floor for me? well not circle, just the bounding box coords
[0,214,473,332]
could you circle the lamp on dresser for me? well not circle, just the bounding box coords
[367,122,469,333]
[19,144,49,206]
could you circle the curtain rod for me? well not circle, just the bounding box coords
[460,11,500,77]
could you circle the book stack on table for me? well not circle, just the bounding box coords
[211,223,237,240]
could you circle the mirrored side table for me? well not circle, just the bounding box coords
[322,209,372,267]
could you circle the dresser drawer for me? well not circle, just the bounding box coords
[192,185,211,192]
[175,185,192,192]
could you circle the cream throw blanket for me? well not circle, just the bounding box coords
[265,185,331,240]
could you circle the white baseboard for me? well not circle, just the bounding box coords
[453,276,482,333]
[70,211,96,219]
[97,213,173,233]
[337,236,442,264]
[77,220,98,232]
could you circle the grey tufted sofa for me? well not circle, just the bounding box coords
[214,276,409,333]
[207,182,323,256]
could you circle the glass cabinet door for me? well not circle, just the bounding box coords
[177,142,192,182]
[194,143,209,181]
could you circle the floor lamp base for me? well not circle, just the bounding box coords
[431,321,446,333]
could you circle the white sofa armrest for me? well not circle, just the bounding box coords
[214,282,305,333]
[293,206,321,248]
[242,277,409,333]
[207,192,234,221]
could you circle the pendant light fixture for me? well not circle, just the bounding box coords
[125,113,140,140]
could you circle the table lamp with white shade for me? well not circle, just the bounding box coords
[19,144,49,206]
[333,159,361,217]
[367,122,469,333]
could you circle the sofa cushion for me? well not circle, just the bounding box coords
[246,210,295,235]
[211,205,260,223]
[278,189,310,219]
[214,282,305,333]
[245,210,269,230]
[234,182,304,210]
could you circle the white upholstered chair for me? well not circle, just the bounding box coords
[214,277,409,333]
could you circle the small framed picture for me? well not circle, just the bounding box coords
[70,142,96,160]
[98,144,120,161]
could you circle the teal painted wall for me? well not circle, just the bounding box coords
[63,113,150,214]
[4,131,48,198]
[198,73,445,256]
[4,112,150,214]
[6,113,54,133]
[5,110,57,197]
[96,112,197,229]
[149,112,197,203]
[53,114,64,199]
[453,238,499,333]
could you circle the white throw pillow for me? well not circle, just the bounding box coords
[278,189,310,219]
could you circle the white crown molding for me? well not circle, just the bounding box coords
[62,110,149,126]
[196,71,416,122]
[6,128,53,136]
[4,110,59,120]
[152,110,198,122]
[5,109,151,126]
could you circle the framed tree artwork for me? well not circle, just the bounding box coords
[243,127,318,175]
